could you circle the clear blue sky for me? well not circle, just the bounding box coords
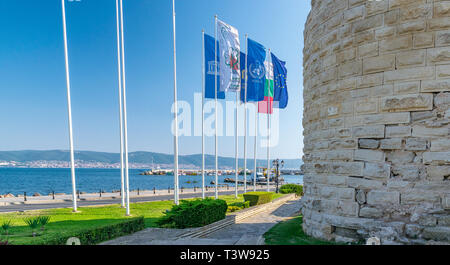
[0,0,310,159]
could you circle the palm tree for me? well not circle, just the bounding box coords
[24,217,40,237]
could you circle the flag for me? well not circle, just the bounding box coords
[240,38,266,103]
[204,34,225,99]
[258,60,274,114]
[272,53,288,109]
[217,19,240,92]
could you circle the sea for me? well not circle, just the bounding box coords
[0,168,303,195]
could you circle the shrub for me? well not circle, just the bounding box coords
[1,220,11,236]
[227,201,251,213]
[43,217,145,245]
[243,192,273,206]
[279,184,303,196]
[227,206,241,213]
[37,216,51,231]
[157,198,228,229]
[24,217,40,237]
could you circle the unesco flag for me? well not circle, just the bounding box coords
[204,34,225,99]
[240,38,266,102]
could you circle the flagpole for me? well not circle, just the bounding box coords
[115,0,125,208]
[243,34,248,194]
[235,90,239,199]
[172,0,180,205]
[61,0,77,212]
[201,29,206,199]
[254,103,258,192]
[214,15,219,199]
[267,48,271,192]
[119,0,131,215]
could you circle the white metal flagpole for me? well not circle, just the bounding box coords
[201,29,206,199]
[61,0,77,212]
[243,34,248,194]
[267,48,271,192]
[115,0,125,208]
[214,15,219,199]
[172,0,180,205]
[119,0,131,215]
[254,103,258,192]
[235,90,239,198]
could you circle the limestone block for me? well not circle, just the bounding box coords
[389,0,426,10]
[405,224,423,238]
[366,0,388,16]
[426,166,450,181]
[401,191,441,204]
[434,2,450,18]
[359,207,383,218]
[353,14,383,34]
[428,18,450,31]
[329,139,358,150]
[358,42,379,58]
[386,126,411,137]
[444,196,450,209]
[427,47,450,65]
[347,177,383,190]
[421,79,450,92]
[396,50,426,68]
[354,149,385,162]
[397,20,426,35]
[375,26,396,40]
[379,35,413,53]
[405,138,428,151]
[352,125,385,138]
[437,66,450,79]
[392,165,420,181]
[359,139,380,149]
[355,190,366,204]
[354,98,378,114]
[380,138,403,150]
[387,180,412,189]
[413,32,434,48]
[436,30,450,47]
[394,81,420,95]
[399,4,432,22]
[363,163,391,179]
[344,5,364,22]
[363,54,396,74]
[367,191,400,205]
[430,139,450,152]
[380,94,433,112]
[423,152,450,164]
[354,112,410,126]
[422,227,450,242]
[412,126,449,138]
[384,66,434,83]
[339,60,363,78]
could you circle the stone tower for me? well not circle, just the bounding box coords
[302,0,449,244]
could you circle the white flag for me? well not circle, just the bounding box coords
[217,19,241,92]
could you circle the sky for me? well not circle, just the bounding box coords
[0,0,310,160]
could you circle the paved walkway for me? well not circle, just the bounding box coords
[101,198,302,245]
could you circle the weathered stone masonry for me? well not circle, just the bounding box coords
[302,0,450,244]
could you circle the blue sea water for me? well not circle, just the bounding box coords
[0,168,303,195]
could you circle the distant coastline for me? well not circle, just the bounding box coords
[0,150,303,170]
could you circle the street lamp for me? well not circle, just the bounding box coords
[272,159,284,193]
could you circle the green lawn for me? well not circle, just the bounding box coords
[0,193,284,245]
[264,215,339,245]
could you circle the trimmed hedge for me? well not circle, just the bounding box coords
[243,192,273,206]
[43,217,145,245]
[279,184,303,196]
[157,198,228,229]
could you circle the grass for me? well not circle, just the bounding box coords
[0,192,284,245]
[264,215,339,245]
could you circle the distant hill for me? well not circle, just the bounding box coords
[0,150,302,169]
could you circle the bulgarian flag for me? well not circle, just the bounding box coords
[258,61,274,114]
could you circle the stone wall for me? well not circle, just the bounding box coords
[302,0,449,244]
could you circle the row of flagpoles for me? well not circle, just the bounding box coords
[60,0,287,214]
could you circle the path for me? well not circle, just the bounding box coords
[101,198,302,245]
[0,188,268,213]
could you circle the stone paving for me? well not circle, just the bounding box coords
[101,198,302,245]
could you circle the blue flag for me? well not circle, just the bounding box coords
[204,34,225,99]
[271,53,288,109]
[240,38,266,102]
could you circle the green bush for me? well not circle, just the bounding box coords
[279,184,303,196]
[226,201,251,213]
[157,198,228,229]
[243,192,273,206]
[42,217,145,245]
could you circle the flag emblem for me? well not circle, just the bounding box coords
[249,61,265,80]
